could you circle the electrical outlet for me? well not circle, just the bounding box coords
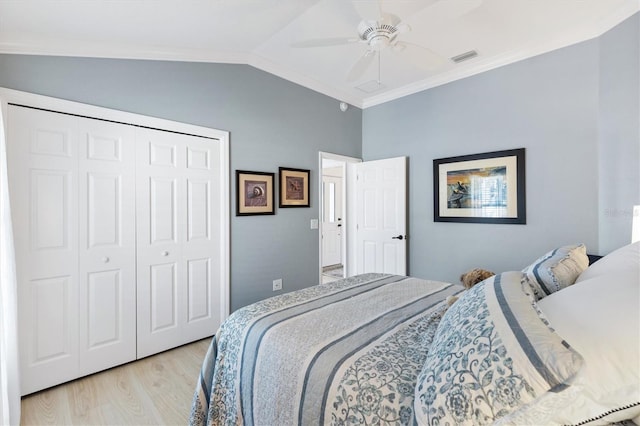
[272,279,283,291]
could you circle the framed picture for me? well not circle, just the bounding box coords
[279,167,310,208]
[236,170,275,216]
[433,148,526,224]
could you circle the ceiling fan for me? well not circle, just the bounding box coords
[291,6,445,83]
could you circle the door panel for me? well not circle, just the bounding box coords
[8,106,80,394]
[188,258,211,321]
[31,276,72,362]
[31,170,70,251]
[87,173,120,247]
[137,128,220,356]
[182,136,220,342]
[150,177,178,244]
[78,119,136,376]
[137,129,185,356]
[150,262,178,331]
[86,269,120,347]
[355,157,407,275]
[187,179,210,241]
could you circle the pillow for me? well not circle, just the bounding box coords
[576,241,640,283]
[522,244,589,300]
[414,271,583,425]
[537,247,640,425]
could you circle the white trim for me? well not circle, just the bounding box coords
[0,87,229,140]
[318,152,361,284]
[0,87,231,322]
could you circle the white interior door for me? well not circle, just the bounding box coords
[8,106,81,395]
[322,174,343,267]
[354,157,407,275]
[77,119,136,376]
[136,127,220,357]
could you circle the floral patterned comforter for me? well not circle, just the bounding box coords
[189,273,459,426]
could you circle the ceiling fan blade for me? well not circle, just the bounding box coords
[347,50,377,82]
[291,37,359,48]
[394,41,445,70]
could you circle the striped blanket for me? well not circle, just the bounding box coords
[189,273,459,426]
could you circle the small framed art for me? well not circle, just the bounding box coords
[433,148,526,224]
[279,167,310,208]
[236,170,275,216]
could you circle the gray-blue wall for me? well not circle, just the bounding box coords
[1,13,637,308]
[0,56,363,310]
[362,13,639,285]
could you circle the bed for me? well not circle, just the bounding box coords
[190,242,640,426]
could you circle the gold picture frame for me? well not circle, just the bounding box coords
[236,170,275,216]
[279,167,310,208]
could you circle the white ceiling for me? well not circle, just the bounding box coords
[0,0,638,108]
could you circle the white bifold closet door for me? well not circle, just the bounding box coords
[8,106,137,394]
[8,102,225,395]
[77,118,137,376]
[135,128,220,358]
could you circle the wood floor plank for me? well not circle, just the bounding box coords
[20,337,212,425]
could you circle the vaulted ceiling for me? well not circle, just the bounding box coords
[1,0,638,108]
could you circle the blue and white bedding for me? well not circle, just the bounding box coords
[189,273,459,425]
[189,242,640,426]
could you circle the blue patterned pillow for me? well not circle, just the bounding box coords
[414,271,583,425]
[522,244,589,300]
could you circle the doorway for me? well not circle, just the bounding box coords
[318,152,360,284]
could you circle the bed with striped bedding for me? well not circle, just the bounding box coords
[189,273,459,426]
[190,243,640,426]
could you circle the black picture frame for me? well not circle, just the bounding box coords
[279,167,310,208]
[236,170,275,216]
[433,148,526,224]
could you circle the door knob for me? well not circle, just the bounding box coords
[162,251,169,256]
[102,256,110,263]
[392,235,404,240]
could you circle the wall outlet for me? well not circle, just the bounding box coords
[272,279,283,291]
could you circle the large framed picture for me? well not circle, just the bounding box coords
[279,167,310,208]
[236,170,275,216]
[433,148,526,224]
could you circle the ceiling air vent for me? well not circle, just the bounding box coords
[451,50,478,64]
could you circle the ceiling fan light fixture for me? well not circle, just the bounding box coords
[358,21,400,51]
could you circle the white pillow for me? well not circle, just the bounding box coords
[576,241,640,283]
[537,247,640,425]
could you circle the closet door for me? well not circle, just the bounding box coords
[183,135,221,343]
[8,106,80,395]
[77,119,136,376]
[136,128,220,357]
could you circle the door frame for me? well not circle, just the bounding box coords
[318,152,361,284]
[0,87,231,322]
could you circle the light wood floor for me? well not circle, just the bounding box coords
[20,338,211,426]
